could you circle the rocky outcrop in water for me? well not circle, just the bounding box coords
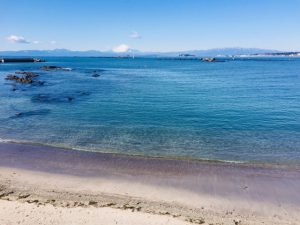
[6,74,33,84]
[5,71,43,85]
[41,66,72,71]
[41,66,62,71]
[4,67,95,120]
[15,71,39,77]
[201,57,216,62]
[84,69,104,78]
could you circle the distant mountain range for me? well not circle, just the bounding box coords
[0,48,285,57]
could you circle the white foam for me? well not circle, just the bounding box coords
[0,137,11,143]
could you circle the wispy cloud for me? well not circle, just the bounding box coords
[7,35,30,44]
[130,31,141,39]
[50,40,57,45]
[113,44,130,53]
[33,40,40,44]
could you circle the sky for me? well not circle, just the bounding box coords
[1,0,300,52]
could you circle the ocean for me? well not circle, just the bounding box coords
[0,57,299,165]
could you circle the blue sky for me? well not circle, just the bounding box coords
[1,0,300,52]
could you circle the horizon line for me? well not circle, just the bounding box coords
[1,47,299,53]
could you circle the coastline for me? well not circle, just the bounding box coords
[0,138,298,169]
[1,142,300,224]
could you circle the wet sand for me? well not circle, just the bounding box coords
[0,142,300,225]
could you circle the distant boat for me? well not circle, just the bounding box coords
[201,57,216,62]
[179,54,196,57]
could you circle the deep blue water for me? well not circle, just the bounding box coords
[0,57,299,164]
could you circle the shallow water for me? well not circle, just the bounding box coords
[0,57,299,164]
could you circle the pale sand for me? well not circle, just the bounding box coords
[0,142,300,225]
[0,199,189,225]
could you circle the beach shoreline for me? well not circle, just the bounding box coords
[1,139,298,170]
[0,142,300,224]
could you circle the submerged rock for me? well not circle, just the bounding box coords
[77,91,90,96]
[85,69,104,78]
[31,94,73,103]
[92,73,100,78]
[31,90,91,104]
[10,109,51,119]
[32,81,45,86]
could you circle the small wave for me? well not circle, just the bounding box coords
[0,137,14,143]
[62,67,72,71]
[0,137,247,165]
[0,138,297,169]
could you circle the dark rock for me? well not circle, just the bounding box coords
[0,191,14,198]
[10,109,51,119]
[32,94,63,103]
[26,199,39,204]
[36,81,45,86]
[5,71,44,85]
[31,94,75,104]
[122,204,135,210]
[88,201,97,206]
[85,69,105,76]
[186,218,205,224]
[15,112,23,117]
[5,74,15,80]
[103,203,116,207]
[41,66,72,71]
[15,71,39,78]
[234,219,241,225]
[18,193,30,199]
[6,74,33,84]
[41,66,63,71]
[31,91,91,104]
[201,57,216,62]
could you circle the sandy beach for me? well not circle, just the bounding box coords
[0,142,300,225]
[1,0,300,224]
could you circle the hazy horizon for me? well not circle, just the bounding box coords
[0,46,289,53]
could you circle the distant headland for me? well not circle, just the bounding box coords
[1,47,299,58]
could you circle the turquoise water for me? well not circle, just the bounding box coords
[0,57,299,164]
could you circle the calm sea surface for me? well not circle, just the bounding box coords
[0,57,299,165]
